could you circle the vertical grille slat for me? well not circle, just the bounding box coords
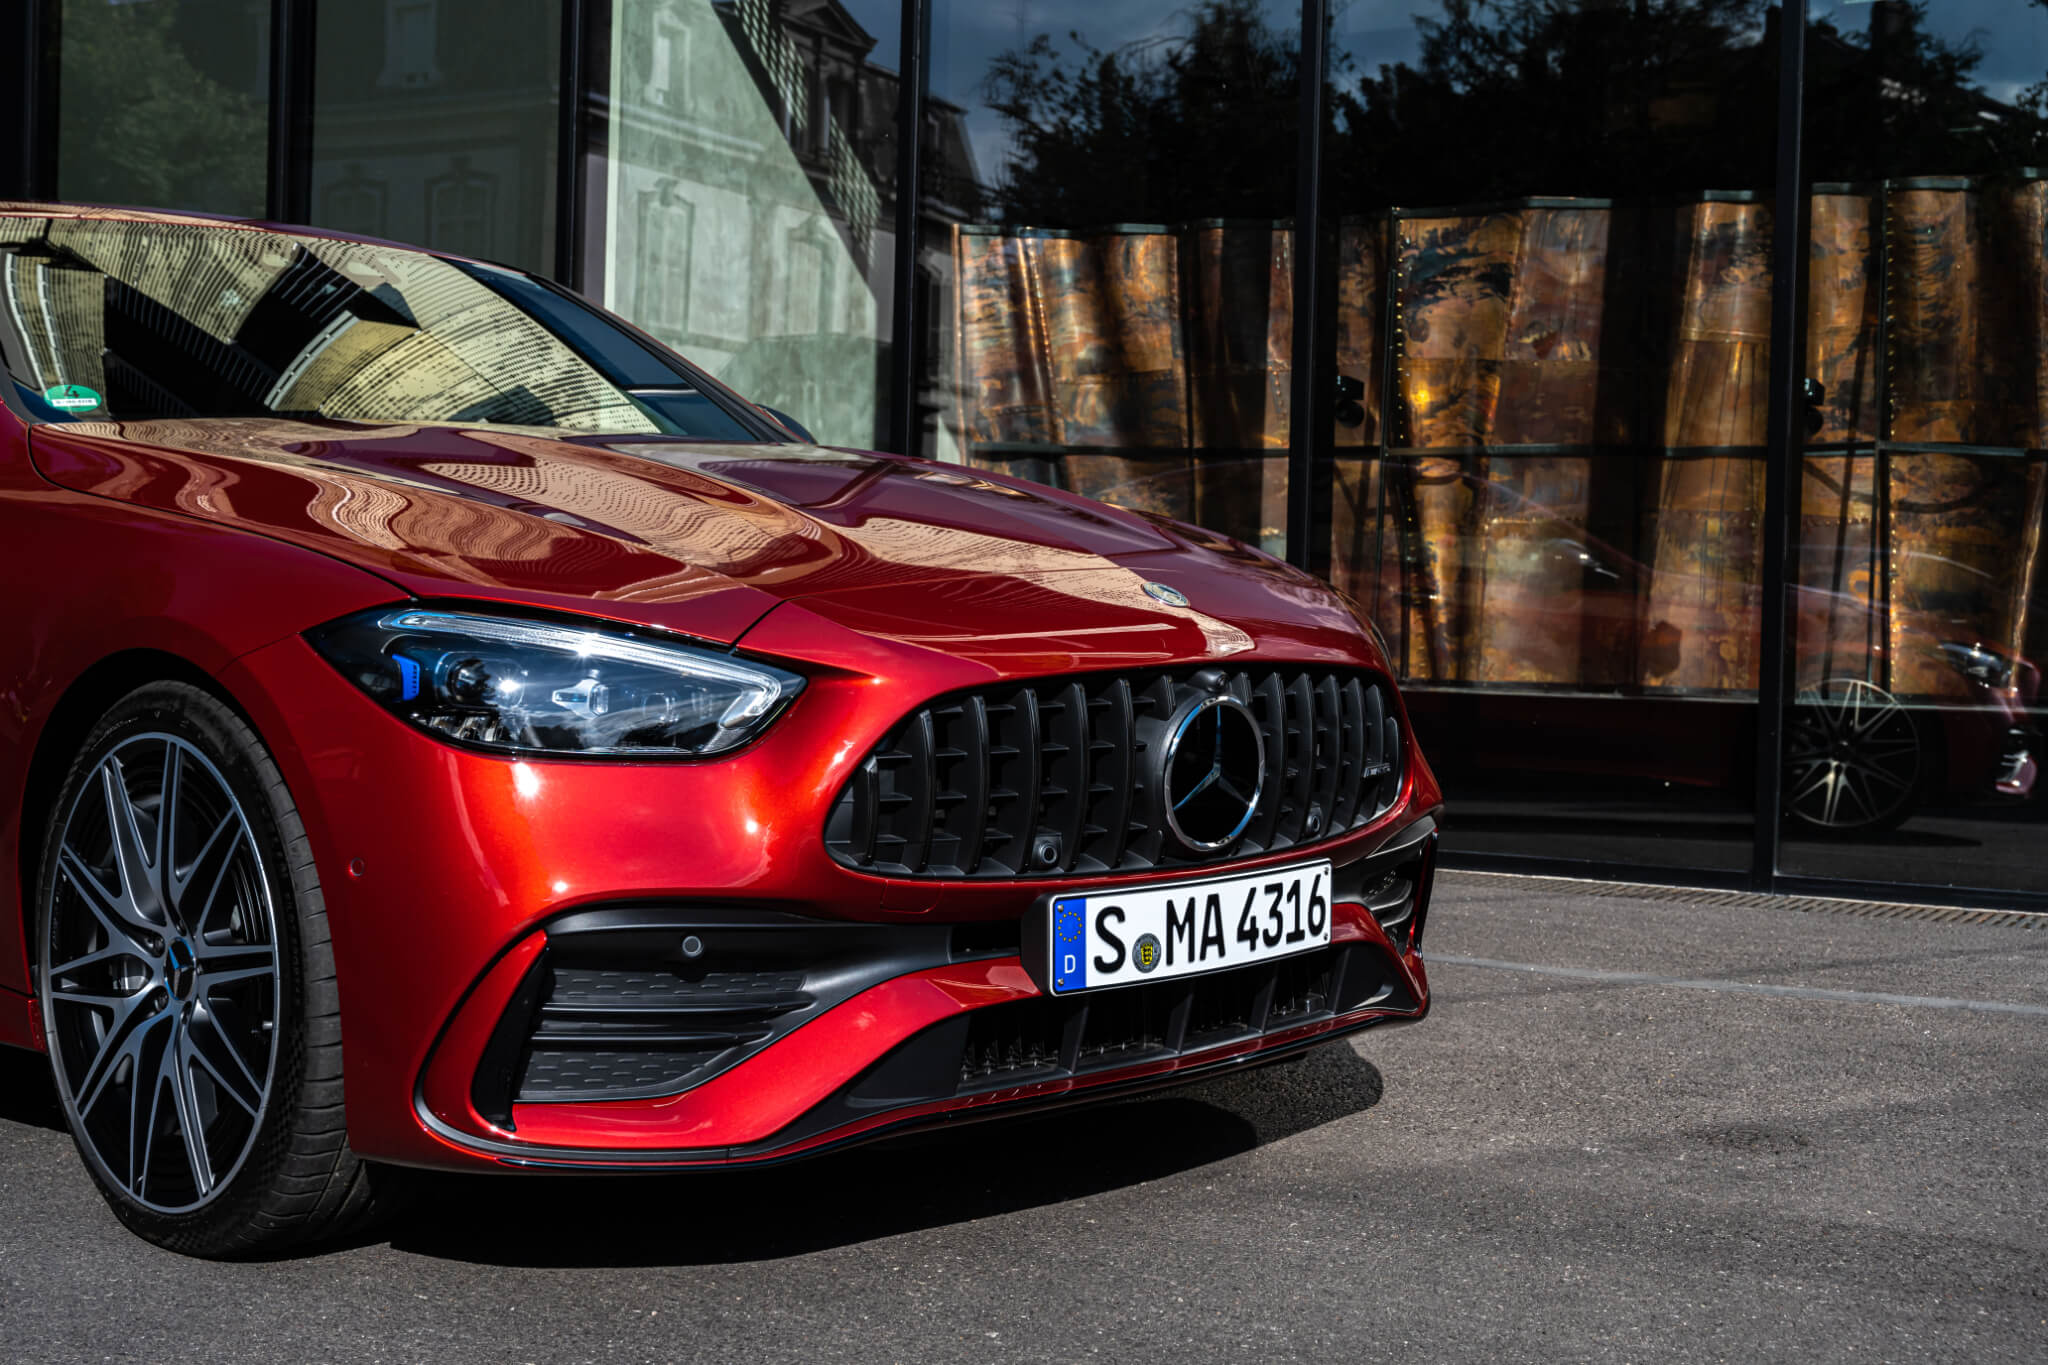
[1091,678,1136,871]
[950,694,992,875]
[1245,673,1288,850]
[1332,677,1367,829]
[1309,675,1343,839]
[828,666,1404,879]
[902,711,938,873]
[1045,680,1090,872]
[1280,674,1316,846]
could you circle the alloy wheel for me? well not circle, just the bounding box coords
[40,734,281,1214]
[1784,679,1922,833]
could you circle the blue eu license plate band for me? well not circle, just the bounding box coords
[1051,896,1088,993]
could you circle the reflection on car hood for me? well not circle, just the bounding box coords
[26,419,1345,658]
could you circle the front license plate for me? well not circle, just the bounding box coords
[1044,861,1333,995]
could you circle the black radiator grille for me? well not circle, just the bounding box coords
[825,666,1402,879]
[953,942,1406,1091]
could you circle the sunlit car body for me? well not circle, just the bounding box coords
[0,206,1438,1254]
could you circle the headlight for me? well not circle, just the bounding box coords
[306,607,804,757]
[1937,641,2016,689]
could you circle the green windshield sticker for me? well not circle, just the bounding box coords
[43,383,104,413]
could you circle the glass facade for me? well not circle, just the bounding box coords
[10,0,2046,906]
[1318,0,1778,873]
[1780,0,2048,889]
[591,0,902,449]
[310,0,561,276]
[922,0,1301,560]
[54,0,269,217]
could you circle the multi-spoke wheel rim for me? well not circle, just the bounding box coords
[39,734,280,1214]
[1785,679,1921,832]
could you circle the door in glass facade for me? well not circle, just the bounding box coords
[592,0,904,450]
[1315,0,1780,872]
[921,0,1302,562]
[1782,0,2048,892]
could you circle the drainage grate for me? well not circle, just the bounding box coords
[1442,870,2048,930]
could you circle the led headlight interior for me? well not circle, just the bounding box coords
[307,607,804,757]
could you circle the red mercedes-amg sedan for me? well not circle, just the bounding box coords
[0,205,1439,1256]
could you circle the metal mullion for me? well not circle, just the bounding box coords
[1751,0,1808,892]
[265,0,314,224]
[5,1,38,199]
[1285,0,1331,573]
[28,0,59,200]
[553,0,588,286]
[886,0,930,456]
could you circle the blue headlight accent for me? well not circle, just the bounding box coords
[396,653,422,701]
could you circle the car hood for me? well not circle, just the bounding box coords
[29,419,1175,637]
[26,419,1365,668]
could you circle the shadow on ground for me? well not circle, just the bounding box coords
[0,1046,64,1131]
[388,1043,1385,1268]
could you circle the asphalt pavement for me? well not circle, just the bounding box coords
[3,871,2044,1364]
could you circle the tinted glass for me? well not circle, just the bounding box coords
[310,0,561,275]
[1318,1,1778,872]
[592,0,904,450]
[0,215,751,437]
[1780,0,2048,890]
[55,0,269,217]
[921,0,1302,559]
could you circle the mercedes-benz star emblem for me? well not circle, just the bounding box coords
[1142,581,1190,608]
[1160,693,1266,852]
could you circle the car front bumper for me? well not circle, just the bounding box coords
[219,631,1441,1172]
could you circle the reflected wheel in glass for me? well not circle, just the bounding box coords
[1784,679,1922,835]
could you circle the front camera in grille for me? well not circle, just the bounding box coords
[823,666,1403,879]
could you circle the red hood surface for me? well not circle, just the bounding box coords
[27,418,1372,669]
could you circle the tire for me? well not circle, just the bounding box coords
[1783,677,1923,837]
[34,681,406,1256]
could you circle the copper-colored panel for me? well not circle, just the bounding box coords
[1330,455,1401,623]
[1402,453,1482,680]
[1185,221,1293,451]
[1887,451,2033,699]
[1885,182,2048,446]
[1792,451,1882,689]
[2006,182,2048,449]
[2019,456,2048,675]
[1888,187,1984,444]
[1640,201,1772,691]
[1030,229,1188,451]
[1186,221,1292,548]
[952,227,1056,449]
[1492,206,1615,447]
[1468,206,1626,684]
[1983,179,2048,448]
[1661,200,1772,448]
[1031,227,1194,519]
[1638,452,1766,690]
[1395,212,1516,449]
[1334,216,1383,449]
[1474,456,1592,684]
[1805,193,1882,444]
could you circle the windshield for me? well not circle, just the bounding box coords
[0,214,763,440]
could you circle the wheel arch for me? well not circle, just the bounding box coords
[14,649,259,1006]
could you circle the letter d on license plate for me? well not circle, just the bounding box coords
[1031,861,1333,995]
